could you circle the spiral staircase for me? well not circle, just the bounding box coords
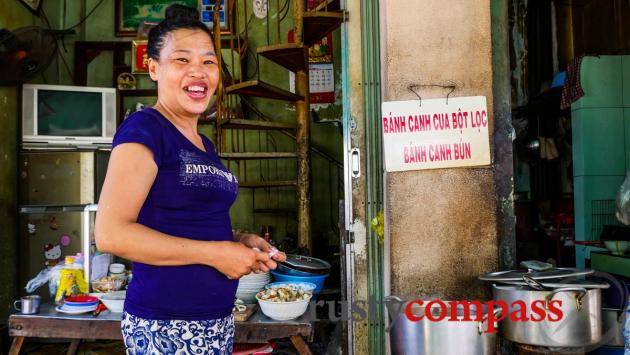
[210,0,344,254]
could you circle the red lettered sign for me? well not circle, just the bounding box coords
[381,96,490,172]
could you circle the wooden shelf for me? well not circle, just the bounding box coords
[220,35,247,55]
[591,251,630,277]
[239,180,297,188]
[257,43,307,72]
[303,12,344,46]
[312,0,341,12]
[219,152,297,160]
[225,80,303,101]
[218,118,296,131]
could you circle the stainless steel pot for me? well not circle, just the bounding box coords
[601,307,625,346]
[388,297,497,355]
[492,284,601,347]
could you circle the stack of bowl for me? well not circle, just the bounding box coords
[236,271,271,303]
[271,255,330,294]
[56,296,99,314]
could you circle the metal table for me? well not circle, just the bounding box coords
[8,303,314,355]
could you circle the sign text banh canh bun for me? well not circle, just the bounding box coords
[381,96,491,172]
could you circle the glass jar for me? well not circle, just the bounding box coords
[108,263,126,283]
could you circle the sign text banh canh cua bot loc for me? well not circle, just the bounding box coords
[381,96,491,172]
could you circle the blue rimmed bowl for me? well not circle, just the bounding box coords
[270,271,329,294]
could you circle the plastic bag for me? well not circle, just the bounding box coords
[616,171,630,225]
[25,263,65,296]
[25,268,51,294]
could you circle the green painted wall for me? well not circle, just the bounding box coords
[220,0,343,249]
[40,0,343,249]
[0,1,37,323]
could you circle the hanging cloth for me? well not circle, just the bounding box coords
[560,55,586,109]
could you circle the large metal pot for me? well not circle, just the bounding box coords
[492,284,602,347]
[601,307,625,347]
[388,297,497,355]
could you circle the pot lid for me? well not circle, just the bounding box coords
[283,254,331,272]
[479,267,594,282]
[499,277,610,289]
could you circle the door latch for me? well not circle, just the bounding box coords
[350,148,360,178]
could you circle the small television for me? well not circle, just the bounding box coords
[22,84,117,148]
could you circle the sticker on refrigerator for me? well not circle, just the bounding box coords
[60,234,72,247]
[44,243,62,267]
[49,216,60,230]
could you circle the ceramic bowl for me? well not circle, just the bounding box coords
[63,296,99,307]
[235,290,259,303]
[604,240,630,255]
[236,272,270,303]
[98,291,126,313]
[270,270,329,293]
[256,292,311,321]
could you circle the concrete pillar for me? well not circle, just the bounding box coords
[382,1,499,301]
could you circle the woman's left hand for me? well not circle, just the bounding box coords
[235,232,287,270]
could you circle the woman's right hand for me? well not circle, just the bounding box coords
[210,241,271,279]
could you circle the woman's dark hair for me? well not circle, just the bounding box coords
[147,4,213,60]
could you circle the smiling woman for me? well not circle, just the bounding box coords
[94,4,286,354]
[149,27,219,137]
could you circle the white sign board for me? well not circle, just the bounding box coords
[382,96,490,172]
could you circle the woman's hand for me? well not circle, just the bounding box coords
[210,241,272,279]
[234,232,287,271]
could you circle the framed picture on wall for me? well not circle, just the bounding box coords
[131,40,149,74]
[199,0,232,34]
[115,0,199,37]
[18,0,42,15]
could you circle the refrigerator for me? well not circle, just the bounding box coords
[18,149,110,300]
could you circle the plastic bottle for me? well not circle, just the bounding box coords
[54,256,88,304]
[73,253,84,267]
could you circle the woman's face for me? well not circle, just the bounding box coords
[148,28,218,117]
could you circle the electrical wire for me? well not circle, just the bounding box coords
[266,0,289,44]
[28,0,105,82]
[40,9,74,82]
[39,6,53,29]
[279,0,290,22]
[64,0,106,31]
[266,6,270,46]
[245,46,260,80]
[62,0,67,29]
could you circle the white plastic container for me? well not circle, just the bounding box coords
[108,263,127,284]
